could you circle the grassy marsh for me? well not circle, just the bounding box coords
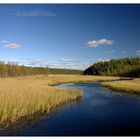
[46,74,120,86]
[0,75,119,126]
[102,78,140,95]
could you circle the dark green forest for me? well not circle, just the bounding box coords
[83,57,140,77]
[0,61,82,77]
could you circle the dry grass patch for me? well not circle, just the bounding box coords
[102,78,140,95]
[0,75,119,126]
[46,74,120,85]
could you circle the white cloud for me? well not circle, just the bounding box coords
[104,50,115,54]
[48,63,60,67]
[60,59,74,63]
[59,58,80,66]
[0,40,9,43]
[17,58,48,67]
[136,50,140,56]
[4,43,21,49]
[14,10,55,17]
[79,63,90,70]
[95,58,111,63]
[87,38,113,48]
[0,40,22,49]
[136,50,140,53]
[18,57,33,60]
[27,60,48,67]
[0,9,56,17]
[47,59,81,69]
[96,58,103,62]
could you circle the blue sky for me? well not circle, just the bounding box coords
[0,4,140,69]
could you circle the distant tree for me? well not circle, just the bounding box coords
[0,61,82,77]
[83,57,140,77]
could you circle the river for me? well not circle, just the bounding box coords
[0,83,140,136]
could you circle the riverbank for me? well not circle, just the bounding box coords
[101,78,140,95]
[0,75,119,126]
[46,74,120,86]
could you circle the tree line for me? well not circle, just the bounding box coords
[83,57,140,77]
[0,61,82,77]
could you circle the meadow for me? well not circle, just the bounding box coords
[102,78,140,95]
[0,75,119,126]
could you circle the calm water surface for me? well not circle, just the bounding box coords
[0,83,140,136]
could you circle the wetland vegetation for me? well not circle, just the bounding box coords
[101,78,140,95]
[0,74,120,126]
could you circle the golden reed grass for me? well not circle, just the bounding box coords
[0,75,119,126]
[102,78,140,95]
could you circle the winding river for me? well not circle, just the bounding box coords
[0,83,140,136]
